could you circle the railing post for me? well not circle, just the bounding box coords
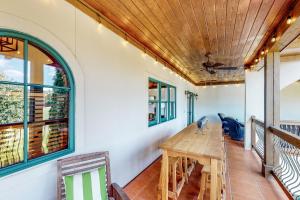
[263,52,280,177]
[251,116,256,148]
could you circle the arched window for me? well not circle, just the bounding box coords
[0,29,75,176]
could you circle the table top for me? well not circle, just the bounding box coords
[159,122,223,160]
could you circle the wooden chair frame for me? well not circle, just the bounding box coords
[57,151,130,200]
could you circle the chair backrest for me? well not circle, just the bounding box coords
[218,113,225,121]
[224,117,237,129]
[197,116,208,129]
[57,151,112,200]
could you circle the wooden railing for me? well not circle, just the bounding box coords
[0,123,24,168]
[251,116,300,199]
[0,119,68,168]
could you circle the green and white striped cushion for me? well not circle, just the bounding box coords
[63,166,108,200]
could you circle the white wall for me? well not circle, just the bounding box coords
[280,81,300,120]
[0,1,200,200]
[245,69,264,149]
[198,84,245,123]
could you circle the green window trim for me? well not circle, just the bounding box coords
[168,85,176,120]
[148,78,176,127]
[0,29,75,177]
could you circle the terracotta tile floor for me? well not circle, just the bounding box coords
[124,137,284,200]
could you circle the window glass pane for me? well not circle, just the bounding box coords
[27,86,69,159]
[148,102,158,124]
[0,125,24,168]
[170,87,175,101]
[148,80,158,101]
[0,38,24,83]
[28,120,68,159]
[28,87,69,122]
[0,84,24,124]
[28,43,68,87]
[161,84,168,101]
[160,102,168,121]
[170,102,175,119]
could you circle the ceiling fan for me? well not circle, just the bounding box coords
[202,53,238,74]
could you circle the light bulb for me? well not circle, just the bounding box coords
[287,16,292,25]
[122,39,128,46]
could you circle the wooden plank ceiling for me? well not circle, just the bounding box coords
[72,0,294,85]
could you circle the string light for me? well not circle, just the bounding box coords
[261,50,265,55]
[97,22,103,32]
[271,35,276,43]
[122,35,129,46]
[163,64,167,70]
[287,15,292,25]
[154,58,158,65]
[142,49,146,58]
[17,51,20,55]
[255,58,259,63]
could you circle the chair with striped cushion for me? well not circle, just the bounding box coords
[57,151,130,200]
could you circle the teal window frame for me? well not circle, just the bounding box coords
[160,82,168,123]
[148,78,176,127]
[148,78,159,127]
[0,29,75,177]
[168,85,176,120]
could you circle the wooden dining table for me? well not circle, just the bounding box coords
[159,122,223,200]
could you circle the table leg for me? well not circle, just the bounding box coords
[210,159,218,200]
[161,150,169,200]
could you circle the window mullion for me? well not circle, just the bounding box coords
[23,39,28,163]
[168,85,170,120]
[159,81,161,123]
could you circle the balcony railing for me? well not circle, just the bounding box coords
[251,117,300,199]
[251,117,264,159]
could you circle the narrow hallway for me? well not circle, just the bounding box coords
[124,137,285,200]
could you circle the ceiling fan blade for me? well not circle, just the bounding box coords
[207,69,216,74]
[212,63,224,67]
[214,66,238,70]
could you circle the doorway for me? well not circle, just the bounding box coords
[187,91,195,125]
